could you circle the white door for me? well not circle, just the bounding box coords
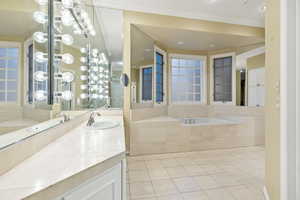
[62,163,122,200]
[248,67,265,107]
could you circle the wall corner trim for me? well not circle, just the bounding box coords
[264,186,270,200]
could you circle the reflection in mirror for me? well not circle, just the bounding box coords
[0,1,125,150]
[0,0,54,139]
[236,50,265,107]
[131,25,154,107]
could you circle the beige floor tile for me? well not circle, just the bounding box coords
[165,166,189,178]
[211,173,241,187]
[193,175,219,189]
[148,168,169,180]
[205,188,235,200]
[175,157,196,166]
[146,160,164,169]
[152,179,179,195]
[130,181,156,199]
[172,177,201,193]
[127,156,145,162]
[128,161,147,170]
[161,158,180,167]
[128,170,151,182]
[227,185,264,200]
[200,164,222,174]
[181,191,209,200]
[157,194,183,200]
[183,165,207,176]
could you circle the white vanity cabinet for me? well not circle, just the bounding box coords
[55,161,126,200]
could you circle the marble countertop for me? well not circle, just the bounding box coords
[0,115,125,200]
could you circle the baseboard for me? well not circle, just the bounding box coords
[263,186,270,200]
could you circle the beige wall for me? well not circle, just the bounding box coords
[265,0,281,199]
[247,53,266,70]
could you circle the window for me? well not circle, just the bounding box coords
[170,55,206,104]
[213,56,233,103]
[141,66,152,102]
[155,52,164,103]
[0,46,19,103]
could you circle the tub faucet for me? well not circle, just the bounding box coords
[87,112,101,127]
[59,113,70,123]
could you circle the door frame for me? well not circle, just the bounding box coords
[280,0,299,199]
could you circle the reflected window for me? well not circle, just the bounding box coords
[141,66,152,101]
[0,46,19,103]
[171,56,205,103]
[213,56,233,102]
[155,52,163,103]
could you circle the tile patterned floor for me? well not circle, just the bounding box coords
[126,146,265,200]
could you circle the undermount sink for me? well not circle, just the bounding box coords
[87,120,120,130]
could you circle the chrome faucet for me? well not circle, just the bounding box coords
[87,112,101,127]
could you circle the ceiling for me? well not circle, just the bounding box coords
[93,0,265,27]
[136,25,265,52]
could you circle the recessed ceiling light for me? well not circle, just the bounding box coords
[177,41,184,45]
[208,0,217,4]
[242,0,248,5]
[209,44,215,48]
[259,4,267,13]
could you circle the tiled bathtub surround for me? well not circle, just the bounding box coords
[130,115,264,155]
[126,146,265,200]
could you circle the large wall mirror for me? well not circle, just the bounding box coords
[0,0,124,149]
[130,25,154,108]
[130,23,265,109]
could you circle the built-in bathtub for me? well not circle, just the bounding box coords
[129,116,264,155]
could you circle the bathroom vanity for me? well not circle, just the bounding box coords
[0,111,126,200]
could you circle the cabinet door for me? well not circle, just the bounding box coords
[63,163,122,200]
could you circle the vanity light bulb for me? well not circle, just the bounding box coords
[33,32,47,43]
[91,93,99,99]
[80,48,87,54]
[80,65,88,71]
[62,72,74,83]
[80,93,88,99]
[90,30,96,36]
[61,0,74,9]
[80,75,88,81]
[80,57,87,63]
[61,10,74,26]
[33,11,48,24]
[35,51,47,63]
[80,10,89,21]
[99,67,104,72]
[99,95,104,99]
[91,85,98,91]
[34,90,47,101]
[61,91,73,101]
[62,53,74,64]
[35,0,48,6]
[92,76,99,81]
[61,34,74,45]
[92,49,99,56]
[99,74,104,78]
[92,67,99,72]
[80,85,88,90]
[34,71,48,82]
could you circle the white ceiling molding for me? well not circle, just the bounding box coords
[93,0,265,27]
